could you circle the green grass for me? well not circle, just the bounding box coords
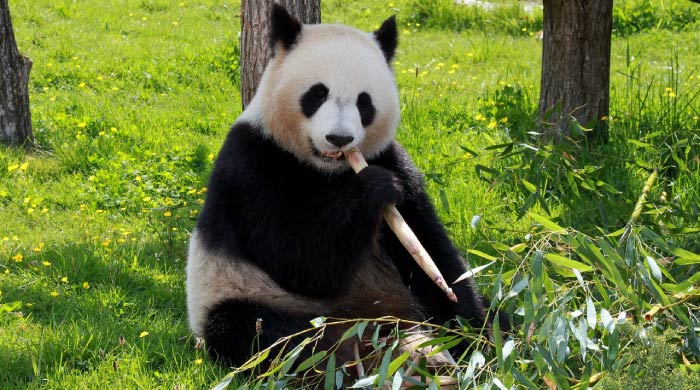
[2,0,699,388]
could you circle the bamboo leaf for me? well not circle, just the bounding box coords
[324,354,337,390]
[545,253,593,272]
[467,249,497,261]
[350,375,378,388]
[454,261,495,284]
[529,212,568,234]
[295,351,327,372]
[645,256,663,282]
[236,349,270,373]
[387,351,410,378]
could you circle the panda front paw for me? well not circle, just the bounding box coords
[355,165,404,208]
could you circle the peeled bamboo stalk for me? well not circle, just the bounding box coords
[344,149,458,303]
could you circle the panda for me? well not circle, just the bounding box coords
[186,4,497,369]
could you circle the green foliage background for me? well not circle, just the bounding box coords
[1,0,699,388]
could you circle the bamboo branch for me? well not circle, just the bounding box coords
[618,169,658,246]
[344,148,458,303]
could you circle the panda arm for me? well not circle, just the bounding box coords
[376,145,487,326]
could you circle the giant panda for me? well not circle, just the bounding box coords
[186,4,496,368]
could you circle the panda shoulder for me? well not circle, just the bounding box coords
[211,120,264,171]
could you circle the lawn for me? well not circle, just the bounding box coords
[1,0,699,388]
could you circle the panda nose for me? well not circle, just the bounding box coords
[325,134,354,148]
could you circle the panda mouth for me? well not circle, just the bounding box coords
[320,151,343,159]
[311,145,345,162]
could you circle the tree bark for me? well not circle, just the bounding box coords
[538,0,612,144]
[1,0,33,147]
[240,0,320,109]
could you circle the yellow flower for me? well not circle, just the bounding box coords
[78,122,87,128]
[501,117,509,123]
[42,261,51,267]
[7,163,19,173]
[33,242,45,252]
[78,82,86,88]
[195,358,203,365]
[50,291,59,297]
[139,331,149,338]
[12,253,23,263]
[61,276,68,283]
[163,211,172,217]
[487,120,498,129]
[83,282,90,289]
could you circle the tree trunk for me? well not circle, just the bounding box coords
[240,0,320,109]
[1,0,33,147]
[538,0,612,144]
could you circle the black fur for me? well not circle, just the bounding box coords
[300,83,329,118]
[373,15,398,63]
[357,92,376,127]
[196,122,491,365]
[205,300,331,367]
[270,3,302,54]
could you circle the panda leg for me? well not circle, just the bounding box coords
[203,299,354,368]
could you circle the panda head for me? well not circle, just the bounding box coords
[243,5,400,172]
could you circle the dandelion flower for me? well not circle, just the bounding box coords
[139,331,149,338]
[12,253,23,263]
[61,276,68,283]
[42,261,51,267]
[83,282,90,289]
[50,291,59,297]
[163,211,172,217]
[195,358,203,365]
[33,242,45,252]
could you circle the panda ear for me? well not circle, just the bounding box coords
[270,4,302,54]
[373,15,398,63]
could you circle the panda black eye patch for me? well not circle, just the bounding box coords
[357,92,376,127]
[300,83,329,118]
